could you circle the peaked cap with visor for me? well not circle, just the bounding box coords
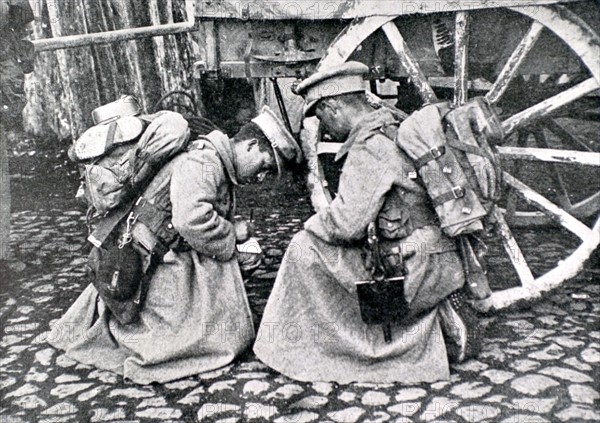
[294,61,370,117]
[251,106,303,175]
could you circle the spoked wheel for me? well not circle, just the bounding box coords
[153,90,198,115]
[304,5,600,310]
[499,78,600,228]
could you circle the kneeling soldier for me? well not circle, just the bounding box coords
[49,106,302,384]
[254,62,482,383]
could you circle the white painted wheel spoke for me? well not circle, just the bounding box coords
[496,146,600,166]
[486,21,544,104]
[533,127,572,209]
[453,11,470,107]
[491,207,536,288]
[502,77,600,135]
[503,172,593,240]
[381,22,437,105]
[319,16,397,68]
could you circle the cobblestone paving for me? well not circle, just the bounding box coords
[1,148,599,422]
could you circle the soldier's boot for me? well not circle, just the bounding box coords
[438,290,483,363]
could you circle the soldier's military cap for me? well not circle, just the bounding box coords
[251,105,303,174]
[294,61,369,117]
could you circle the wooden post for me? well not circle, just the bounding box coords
[46,0,101,138]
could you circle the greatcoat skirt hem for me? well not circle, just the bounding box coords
[253,230,463,384]
[48,250,254,385]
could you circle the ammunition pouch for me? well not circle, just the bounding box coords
[377,207,413,240]
[376,191,437,241]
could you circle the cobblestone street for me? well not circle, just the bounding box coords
[1,142,599,423]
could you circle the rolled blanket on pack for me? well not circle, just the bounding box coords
[394,102,487,237]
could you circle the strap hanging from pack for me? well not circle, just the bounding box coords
[445,136,493,161]
[104,120,118,151]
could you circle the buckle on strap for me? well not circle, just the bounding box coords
[430,146,444,159]
[431,185,466,207]
[452,186,465,199]
[415,145,446,168]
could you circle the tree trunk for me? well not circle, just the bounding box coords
[46,0,101,139]
[24,0,73,139]
[24,0,201,140]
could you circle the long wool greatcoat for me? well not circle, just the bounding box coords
[254,108,465,384]
[48,131,254,384]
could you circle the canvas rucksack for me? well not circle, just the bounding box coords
[380,97,504,300]
[71,110,190,215]
[85,157,186,325]
[69,100,191,323]
[389,97,504,237]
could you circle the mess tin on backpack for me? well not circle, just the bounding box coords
[68,95,147,162]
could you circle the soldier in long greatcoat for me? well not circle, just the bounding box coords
[254,62,482,384]
[49,107,302,384]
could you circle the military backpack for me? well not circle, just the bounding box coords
[69,96,191,324]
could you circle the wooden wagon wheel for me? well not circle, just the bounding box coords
[153,90,198,115]
[304,5,600,310]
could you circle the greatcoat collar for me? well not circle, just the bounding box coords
[201,130,239,185]
[334,107,398,162]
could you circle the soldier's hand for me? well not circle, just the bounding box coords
[234,220,254,243]
[236,237,263,276]
[237,251,262,274]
